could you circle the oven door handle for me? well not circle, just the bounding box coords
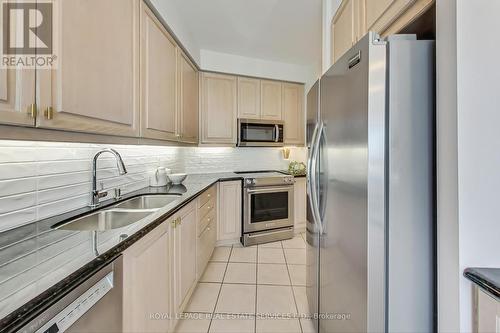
[274,124,280,142]
[246,186,293,194]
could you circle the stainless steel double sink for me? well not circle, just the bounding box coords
[54,194,181,231]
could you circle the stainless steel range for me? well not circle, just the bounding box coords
[237,171,295,246]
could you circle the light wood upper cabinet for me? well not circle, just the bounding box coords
[178,51,199,144]
[172,202,197,313]
[200,72,237,144]
[331,0,359,64]
[0,68,36,127]
[123,222,170,333]
[261,80,283,120]
[282,83,304,145]
[140,3,178,141]
[37,0,140,137]
[217,180,242,242]
[365,0,417,34]
[238,77,261,119]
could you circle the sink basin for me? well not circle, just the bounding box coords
[55,210,153,231]
[112,194,181,210]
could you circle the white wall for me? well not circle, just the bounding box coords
[200,49,318,91]
[148,0,201,65]
[438,1,500,331]
[456,0,500,330]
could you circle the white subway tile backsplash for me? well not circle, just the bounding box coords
[0,193,36,215]
[0,208,37,232]
[0,163,37,181]
[36,194,89,220]
[0,140,306,232]
[0,178,37,197]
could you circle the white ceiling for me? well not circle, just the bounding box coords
[167,0,322,68]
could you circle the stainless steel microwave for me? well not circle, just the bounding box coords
[237,119,284,147]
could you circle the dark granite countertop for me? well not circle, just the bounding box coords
[464,267,500,300]
[0,170,303,332]
[0,172,243,332]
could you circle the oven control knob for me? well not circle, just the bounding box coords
[246,179,255,185]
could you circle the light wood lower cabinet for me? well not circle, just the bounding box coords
[282,83,305,145]
[217,180,242,242]
[476,289,500,333]
[197,185,218,276]
[140,2,178,141]
[37,0,140,137]
[123,222,171,333]
[171,201,197,314]
[200,73,237,144]
[261,80,283,121]
[294,178,307,231]
[178,51,199,143]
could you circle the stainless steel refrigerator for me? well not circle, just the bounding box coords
[306,32,435,333]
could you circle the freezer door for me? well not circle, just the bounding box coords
[318,32,387,333]
[306,80,320,147]
[306,79,320,330]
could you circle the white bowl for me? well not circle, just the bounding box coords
[168,173,187,185]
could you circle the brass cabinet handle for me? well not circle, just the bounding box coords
[27,104,37,119]
[44,107,54,120]
[207,194,211,198]
[171,218,178,228]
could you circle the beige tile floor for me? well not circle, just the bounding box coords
[175,233,315,333]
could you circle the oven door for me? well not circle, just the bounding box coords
[244,186,294,233]
[238,120,284,147]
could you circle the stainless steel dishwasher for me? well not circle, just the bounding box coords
[19,256,123,333]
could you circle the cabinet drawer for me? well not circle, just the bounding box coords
[198,197,215,220]
[198,208,216,237]
[198,186,217,208]
[197,221,216,276]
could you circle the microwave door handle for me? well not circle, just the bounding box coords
[275,125,279,142]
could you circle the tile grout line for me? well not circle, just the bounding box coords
[206,245,232,333]
[254,243,258,333]
[282,240,304,333]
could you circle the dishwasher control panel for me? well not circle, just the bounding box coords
[36,272,114,333]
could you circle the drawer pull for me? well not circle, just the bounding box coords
[207,206,211,210]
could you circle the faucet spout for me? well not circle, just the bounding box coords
[90,148,128,208]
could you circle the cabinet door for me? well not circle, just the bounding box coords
[174,203,197,312]
[331,0,357,64]
[123,222,170,333]
[140,3,178,141]
[294,178,307,230]
[261,80,282,120]
[178,51,199,143]
[477,289,500,333]
[282,83,305,145]
[238,77,261,119]
[217,181,242,242]
[0,3,36,128]
[200,73,237,144]
[364,0,416,33]
[0,68,36,127]
[37,0,139,137]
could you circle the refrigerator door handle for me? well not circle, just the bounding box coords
[309,122,324,234]
[307,123,319,228]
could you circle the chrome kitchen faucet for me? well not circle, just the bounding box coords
[90,148,127,208]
